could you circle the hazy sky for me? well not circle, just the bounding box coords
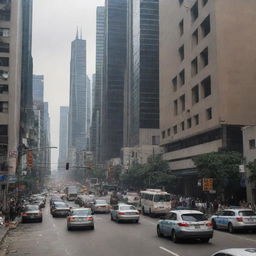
[32,0,104,170]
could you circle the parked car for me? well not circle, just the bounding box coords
[211,248,256,256]
[67,208,94,230]
[91,199,110,213]
[110,203,140,223]
[211,208,256,233]
[51,202,70,217]
[157,210,213,243]
[22,205,43,223]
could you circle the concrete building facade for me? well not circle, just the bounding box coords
[58,106,69,171]
[160,0,256,195]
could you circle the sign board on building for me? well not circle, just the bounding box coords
[202,178,213,191]
[9,151,17,158]
[26,150,33,168]
[7,175,17,183]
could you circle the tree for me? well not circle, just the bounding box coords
[192,151,243,197]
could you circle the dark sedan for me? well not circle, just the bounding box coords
[22,205,43,223]
[51,202,70,217]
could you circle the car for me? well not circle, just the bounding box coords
[50,195,63,206]
[83,196,95,208]
[91,199,110,213]
[67,208,94,230]
[210,208,256,233]
[123,192,140,206]
[110,203,140,223]
[22,204,43,223]
[157,210,213,243]
[211,248,256,256]
[51,202,70,217]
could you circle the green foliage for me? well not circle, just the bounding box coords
[121,154,176,191]
[247,160,256,183]
[192,151,243,190]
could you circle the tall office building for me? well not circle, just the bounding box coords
[68,32,87,163]
[32,75,44,102]
[86,75,91,149]
[124,0,160,148]
[160,0,256,195]
[91,7,105,162]
[43,102,51,176]
[101,0,128,161]
[58,106,69,171]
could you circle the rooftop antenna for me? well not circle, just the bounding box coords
[76,27,79,39]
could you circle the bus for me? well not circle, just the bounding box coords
[140,189,171,216]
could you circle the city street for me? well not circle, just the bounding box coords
[2,201,256,256]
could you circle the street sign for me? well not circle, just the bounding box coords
[7,175,17,183]
[26,150,33,168]
[202,178,213,191]
[239,164,245,173]
[9,151,17,158]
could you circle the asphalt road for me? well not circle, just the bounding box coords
[3,200,256,256]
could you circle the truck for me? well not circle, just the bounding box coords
[65,186,78,201]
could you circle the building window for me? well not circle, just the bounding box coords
[181,121,185,131]
[179,0,184,6]
[167,129,171,137]
[191,1,198,23]
[187,118,192,128]
[202,0,208,6]
[180,94,185,112]
[0,84,8,94]
[201,76,211,98]
[200,47,208,68]
[249,139,256,149]
[0,57,9,67]
[152,136,160,145]
[172,76,177,92]
[0,42,9,53]
[192,29,198,48]
[0,70,8,80]
[201,15,211,38]
[194,114,199,125]
[192,85,199,104]
[0,28,9,37]
[179,19,184,36]
[206,107,212,120]
[174,100,178,115]
[179,45,184,61]
[0,101,8,113]
[191,57,198,77]
[0,125,7,135]
[162,131,166,139]
[173,125,178,134]
[179,69,185,86]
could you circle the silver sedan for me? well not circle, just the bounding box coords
[110,204,140,223]
[67,208,94,230]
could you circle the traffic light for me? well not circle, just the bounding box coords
[66,162,69,170]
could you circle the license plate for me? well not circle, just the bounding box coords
[194,225,201,229]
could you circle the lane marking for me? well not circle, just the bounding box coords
[159,247,181,256]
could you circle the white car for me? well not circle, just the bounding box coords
[91,199,110,213]
[211,208,256,233]
[211,248,256,256]
[157,210,213,243]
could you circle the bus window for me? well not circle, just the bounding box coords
[153,194,171,202]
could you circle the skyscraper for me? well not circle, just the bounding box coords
[58,106,69,171]
[101,0,128,161]
[91,7,105,162]
[124,0,160,148]
[32,75,44,102]
[68,32,87,163]
[86,75,91,149]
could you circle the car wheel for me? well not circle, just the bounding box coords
[171,230,179,243]
[228,223,235,233]
[201,238,210,243]
[157,225,163,237]
[91,226,94,230]
[116,218,120,223]
[212,219,217,229]
[135,219,139,223]
[39,218,43,223]
[67,226,71,231]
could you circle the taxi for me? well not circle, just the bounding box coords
[157,210,213,243]
[210,208,256,233]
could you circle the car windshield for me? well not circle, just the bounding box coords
[153,194,171,202]
[71,209,91,216]
[238,211,256,216]
[181,214,207,222]
[119,205,136,211]
[25,205,39,211]
[96,200,107,204]
[55,203,68,208]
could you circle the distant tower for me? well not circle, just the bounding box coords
[68,32,87,162]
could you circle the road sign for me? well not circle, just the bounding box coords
[26,150,33,168]
[202,178,213,191]
[239,164,245,173]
